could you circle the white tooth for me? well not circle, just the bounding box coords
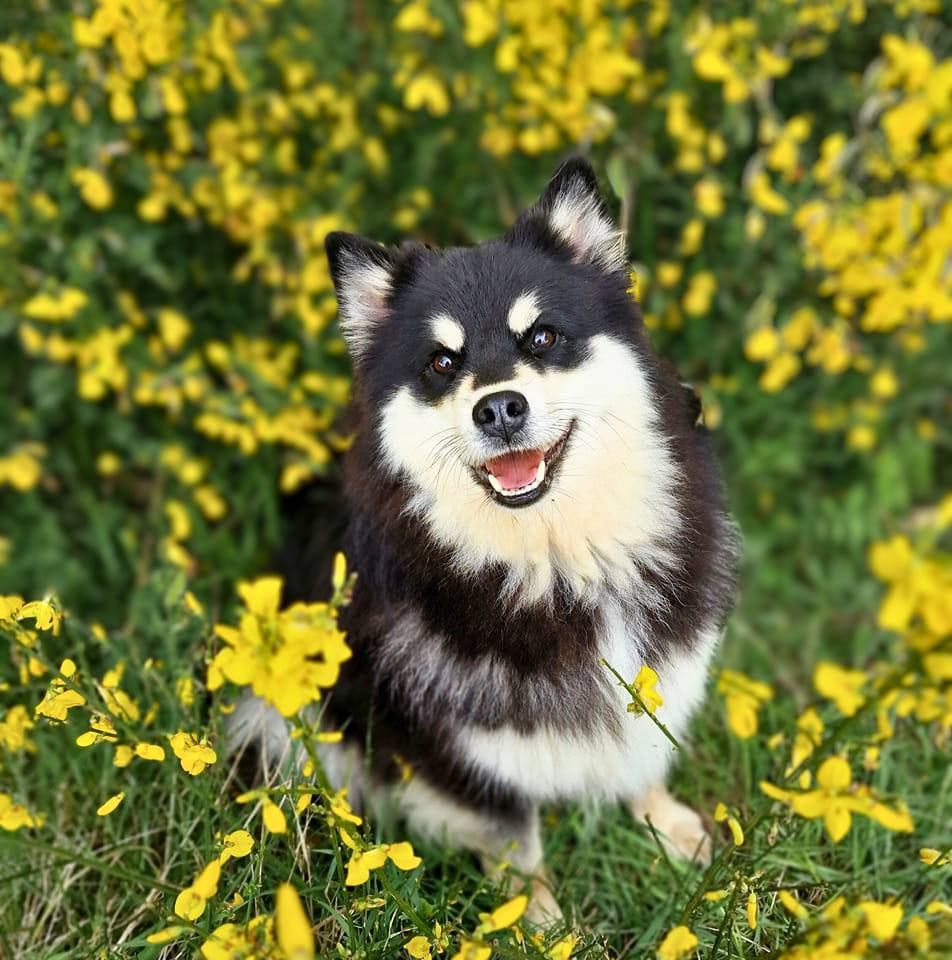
[536,459,546,484]
[487,473,504,494]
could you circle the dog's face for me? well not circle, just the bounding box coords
[327,160,682,601]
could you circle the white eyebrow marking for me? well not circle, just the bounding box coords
[429,312,465,352]
[507,291,541,336]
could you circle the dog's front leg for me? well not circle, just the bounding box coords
[399,779,562,924]
[478,805,562,926]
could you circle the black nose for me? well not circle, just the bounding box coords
[472,390,529,440]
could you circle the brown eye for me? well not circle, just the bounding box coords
[431,352,456,375]
[530,326,557,351]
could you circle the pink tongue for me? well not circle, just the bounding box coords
[486,450,543,490]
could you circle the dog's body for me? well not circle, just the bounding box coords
[231,159,738,919]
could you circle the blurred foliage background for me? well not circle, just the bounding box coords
[2,3,952,956]
[0,0,950,675]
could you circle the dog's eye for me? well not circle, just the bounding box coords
[529,326,557,352]
[431,352,457,375]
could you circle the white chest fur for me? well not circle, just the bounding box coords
[455,604,719,802]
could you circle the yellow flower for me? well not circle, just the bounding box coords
[219,829,254,863]
[814,662,866,716]
[451,941,491,960]
[920,848,950,866]
[881,98,930,154]
[789,756,856,841]
[343,838,421,885]
[406,935,432,959]
[679,218,704,256]
[746,892,758,930]
[175,859,221,921]
[714,803,744,845]
[96,792,125,816]
[846,424,876,452]
[71,168,114,210]
[748,171,789,215]
[17,600,61,633]
[344,845,389,886]
[629,665,664,716]
[157,308,191,353]
[744,326,780,362]
[23,288,88,322]
[96,452,122,477]
[461,1,498,47]
[716,670,773,738]
[657,924,698,960]
[869,368,899,399]
[759,352,801,393]
[0,792,45,831]
[764,756,912,843]
[745,210,766,241]
[167,731,215,774]
[778,890,808,919]
[275,883,315,960]
[859,901,903,942]
[546,933,578,959]
[868,535,912,582]
[0,706,35,753]
[694,178,724,218]
[403,74,450,116]
[329,788,363,826]
[35,679,85,722]
[208,576,351,717]
[682,271,717,317]
[656,261,683,288]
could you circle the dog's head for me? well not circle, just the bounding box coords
[327,158,682,602]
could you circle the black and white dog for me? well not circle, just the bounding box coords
[232,158,738,921]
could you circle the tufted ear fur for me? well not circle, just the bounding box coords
[507,157,627,274]
[325,231,398,360]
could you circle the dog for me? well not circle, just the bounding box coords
[230,157,738,922]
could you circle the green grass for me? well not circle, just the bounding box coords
[2,527,951,959]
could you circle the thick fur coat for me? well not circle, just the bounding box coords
[232,158,738,918]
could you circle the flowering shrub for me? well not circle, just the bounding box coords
[0,0,950,957]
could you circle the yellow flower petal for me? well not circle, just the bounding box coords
[816,756,852,792]
[823,805,852,843]
[859,901,903,942]
[386,841,422,872]
[778,890,808,919]
[262,800,287,834]
[193,859,221,899]
[96,792,125,816]
[146,926,187,945]
[480,894,527,932]
[406,935,431,959]
[276,883,315,959]
[657,925,699,960]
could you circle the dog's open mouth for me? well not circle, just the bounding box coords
[474,421,575,508]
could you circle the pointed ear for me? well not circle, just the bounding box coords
[508,157,626,274]
[325,232,398,359]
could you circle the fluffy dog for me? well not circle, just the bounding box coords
[231,157,738,921]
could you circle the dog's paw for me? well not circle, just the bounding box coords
[657,806,712,865]
[523,877,564,927]
[629,786,712,866]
